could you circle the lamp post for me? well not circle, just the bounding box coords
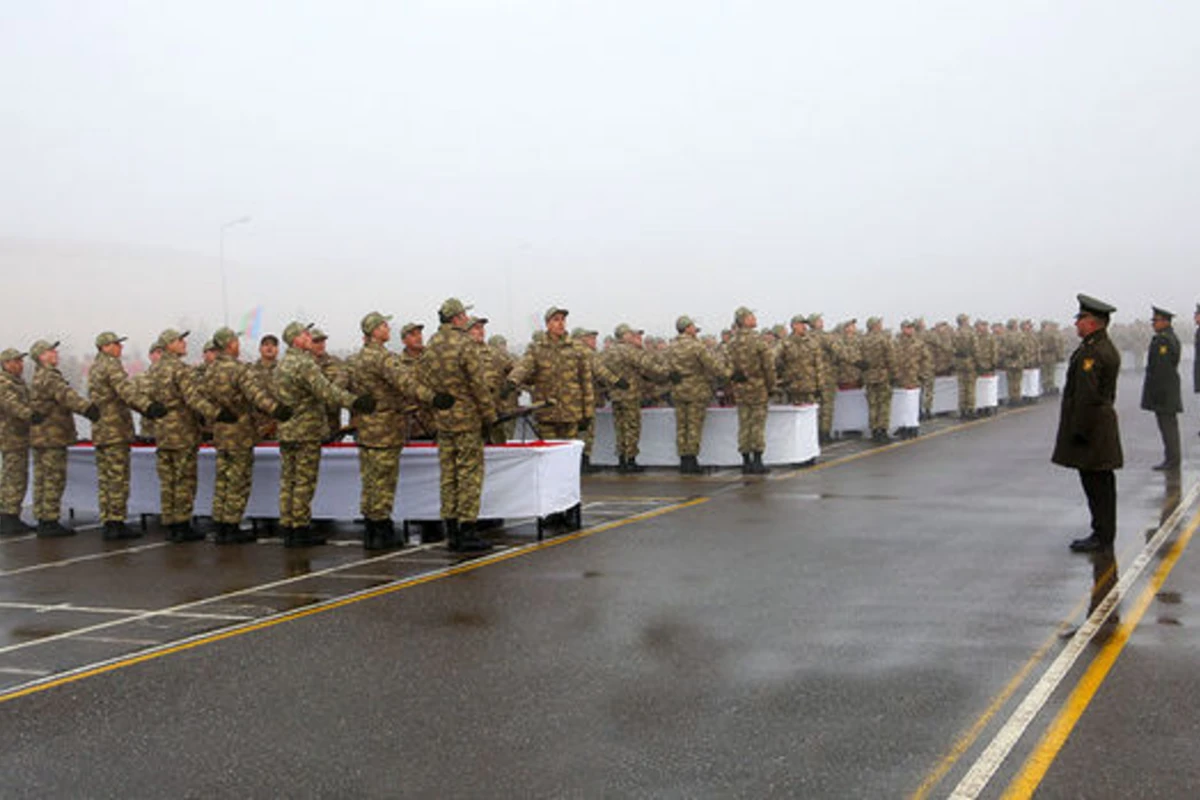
[219,216,251,326]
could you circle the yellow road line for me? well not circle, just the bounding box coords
[0,498,708,706]
[1000,511,1200,799]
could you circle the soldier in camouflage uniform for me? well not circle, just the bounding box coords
[419,298,496,553]
[927,321,955,418]
[396,323,437,442]
[508,306,595,441]
[727,307,777,474]
[29,340,99,536]
[893,321,927,439]
[487,335,518,442]
[808,314,838,443]
[88,332,167,540]
[667,315,729,474]
[203,327,292,544]
[1020,320,1041,403]
[148,329,223,542]
[276,321,372,547]
[468,317,509,446]
[830,319,865,391]
[973,320,999,417]
[311,328,349,441]
[354,312,440,550]
[132,339,163,442]
[605,323,669,473]
[1000,319,1024,407]
[915,319,938,420]
[0,348,37,535]
[1039,320,1064,395]
[777,314,825,406]
[574,327,621,471]
[953,314,977,419]
[862,317,895,442]
[251,334,281,442]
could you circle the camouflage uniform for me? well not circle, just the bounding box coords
[29,344,95,528]
[861,320,895,438]
[148,334,222,537]
[1039,322,1064,394]
[88,347,154,525]
[666,319,728,468]
[726,310,777,470]
[916,322,941,418]
[576,330,619,461]
[605,324,669,465]
[486,338,517,444]
[0,355,34,528]
[893,324,928,437]
[275,328,359,540]
[1020,321,1041,401]
[1000,321,1024,405]
[508,330,595,440]
[952,316,977,416]
[250,357,280,441]
[420,320,495,526]
[397,350,437,441]
[204,340,283,535]
[313,342,348,440]
[777,322,825,405]
[808,316,838,440]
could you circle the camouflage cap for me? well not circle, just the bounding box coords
[614,323,643,339]
[282,321,313,345]
[733,306,754,324]
[212,326,239,349]
[487,334,507,347]
[544,305,569,322]
[789,314,808,326]
[807,313,823,326]
[956,313,970,323]
[29,339,60,359]
[309,327,328,342]
[203,339,218,352]
[158,328,189,345]
[149,338,164,353]
[361,311,392,335]
[676,315,699,333]
[94,331,127,348]
[399,322,424,337]
[842,318,858,327]
[866,316,882,327]
[440,298,473,318]
[570,326,598,339]
[1006,318,1018,329]
[900,319,915,328]
[0,348,26,362]
[771,324,787,337]
[467,315,489,328]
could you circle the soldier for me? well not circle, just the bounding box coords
[574,326,621,471]
[508,306,595,441]
[148,329,223,542]
[251,334,281,442]
[467,316,507,444]
[727,306,776,474]
[0,348,38,535]
[276,321,373,547]
[487,334,518,443]
[777,315,824,407]
[28,340,99,536]
[420,298,496,553]
[1141,306,1182,471]
[915,319,936,420]
[952,314,977,419]
[893,321,927,439]
[204,326,293,544]
[1040,320,1063,396]
[973,319,999,417]
[1001,319,1024,407]
[311,327,348,441]
[667,315,728,473]
[1053,295,1122,553]
[88,332,167,540]
[392,322,437,442]
[862,317,895,442]
[1019,320,1040,404]
[808,314,837,443]
[605,323,669,473]
[133,339,163,442]
[354,312,442,550]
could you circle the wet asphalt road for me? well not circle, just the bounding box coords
[2,371,1199,798]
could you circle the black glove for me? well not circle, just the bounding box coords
[578,417,593,435]
[272,404,294,422]
[30,411,46,425]
[432,392,456,410]
[144,401,168,420]
[614,377,631,390]
[668,370,683,384]
[481,420,494,438]
[856,360,869,371]
[352,394,377,414]
[83,403,101,422]
[731,369,748,383]
[216,408,238,424]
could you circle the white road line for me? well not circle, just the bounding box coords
[322,573,403,581]
[0,541,172,577]
[0,601,252,621]
[0,667,51,677]
[947,480,1200,799]
[74,635,161,646]
[0,534,37,545]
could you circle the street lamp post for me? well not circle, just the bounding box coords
[219,216,251,326]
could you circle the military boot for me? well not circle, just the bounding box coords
[37,520,74,538]
[741,453,753,474]
[443,518,460,549]
[170,522,205,542]
[626,457,646,473]
[0,514,34,535]
[421,520,445,544]
[580,453,594,474]
[363,519,385,551]
[752,452,771,474]
[617,456,631,474]
[450,521,494,553]
[103,521,142,541]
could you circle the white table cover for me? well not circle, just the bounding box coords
[932,376,959,415]
[975,375,999,409]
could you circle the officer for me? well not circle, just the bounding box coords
[354,311,442,550]
[1052,294,1123,553]
[727,306,776,474]
[1141,306,1182,471]
[204,326,293,544]
[420,298,496,553]
[29,340,99,536]
[276,321,374,548]
[148,329,223,542]
[508,306,595,440]
[667,315,729,474]
[88,331,167,540]
[606,323,668,473]
[0,348,38,535]
[1193,304,1200,427]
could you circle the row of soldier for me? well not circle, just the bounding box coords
[0,303,1068,551]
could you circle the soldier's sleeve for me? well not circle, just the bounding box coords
[50,371,93,414]
[301,358,357,409]
[579,348,595,416]
[0,381,33,421]
[759,339,778,392]
[459,341,496,422]
[635,347,670,381]
[384,357,435,404]
[176,364,222,419]
[593,351,621,386]
[700,344,732,380]
[237,365,280,415]
[508,351,534,388]
[111,364,154,413]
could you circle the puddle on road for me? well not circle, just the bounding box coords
[1157,591,1183,604]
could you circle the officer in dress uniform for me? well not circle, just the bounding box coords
[1140,306,1182,470]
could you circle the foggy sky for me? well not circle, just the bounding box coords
[4,1,1199,356]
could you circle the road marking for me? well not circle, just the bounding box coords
[0,667,51,677]
[1000,506,1200,798]
[74,635,161,646]
[0,498,707,705]
[0,534,37,545]
[0,541,172,577]
[0,601,252,620]
[947,480,1200,799]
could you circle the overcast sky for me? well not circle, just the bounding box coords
[3,1,1198,356]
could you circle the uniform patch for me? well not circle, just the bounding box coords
[1082,358,1094,372]
[1160,345,1168,355]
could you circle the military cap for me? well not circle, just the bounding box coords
[399,322,424,338]
[439,298,472,318]
[149,338,164,353]
[1075,294,1116,320]
[282,320,313,345]
[733,306,754,324]
[956,313,970,323]
[843,317,857,327]
[866,316,882,327]
[544,305,569,322]
[676,315,699,333]
[1006,318,1018,329]
[361,311,392,335]
[158,328,188,345]
[94,331,127,348]
[487,334,507,347]
[571,326,598,338]
[614,323,643,339]
[203,339,218,352]
[0,348,26,362]
[771,324,787,337]
[309,327,328,342]
[899,319,913,328]
[212,326,239,349]
[1151,305,1174,320]
[789,314,808,326]
[806,313,822,326]
[29,339,60,359]
[467,315,489,328]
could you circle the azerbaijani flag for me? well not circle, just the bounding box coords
[239,306,264,343]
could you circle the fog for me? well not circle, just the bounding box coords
[4,1,1199,357]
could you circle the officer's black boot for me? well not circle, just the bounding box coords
[451,521,493,553]
[679,457,690,474]
[741,453,753,474]
[282,526,303,548]
[172,521,204,542]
